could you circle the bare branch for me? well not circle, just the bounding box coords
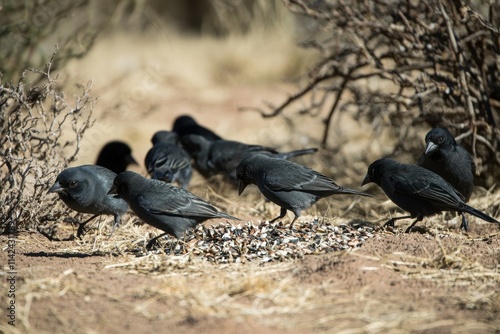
[1,48,96,233]
[250,0,500,186]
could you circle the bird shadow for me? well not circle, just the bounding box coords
[23,251,105,258]
[347,218,430,234]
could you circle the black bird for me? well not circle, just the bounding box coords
[172,115,222,141]
[95,141,138,174]
[150,130,180,145]
[145,131,192,189]
[418,128,476,230]
[361,158,499,232]
[108,171,240,248]
[180,134,215,178]
[418,127,475,201]
[182,134,318,181]
[48,165,129,237]
[237,154,371,226]
[209,140,318,181]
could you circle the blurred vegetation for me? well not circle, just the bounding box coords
[0,0,297,83]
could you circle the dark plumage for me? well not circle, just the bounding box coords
[108,171,240,248]
[209,140,318,181]
[418,127,475,201]
[361,158,499,232]
[145,131,192,189]
[150,130,180,145]
[181,134,318,181]
[237,154,371,226]
[95,141,138,174]
[172,115,222,141]
[180,134,216,178]
[48,165,129,237]
[418,128,476,230]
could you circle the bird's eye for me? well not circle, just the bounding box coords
[438,136,444,144]
[69,181,77,188]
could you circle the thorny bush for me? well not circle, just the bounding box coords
[0,51,95,233]
[250,0,500,187]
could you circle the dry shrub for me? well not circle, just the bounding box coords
[0,50,95,233]
[0,0,101,82]
[249,0,500,187]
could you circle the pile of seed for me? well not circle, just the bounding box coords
[156,219,376,264]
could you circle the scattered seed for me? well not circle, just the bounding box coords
[153,220,375,264]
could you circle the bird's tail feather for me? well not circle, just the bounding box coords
[278,148,318,160]
[463,204,500,224]
[339,187,374,198]
[218,212,242,221]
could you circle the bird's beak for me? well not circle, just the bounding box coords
[238,180,248,196]
[361,174,372,186]
[126,154,139,166]
[424,141,438,155]
[107,184,118,195]
[47,181,65,194]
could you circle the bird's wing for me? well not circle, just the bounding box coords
[389,174,463,207]
[210,142,275,167]
[458,146,476,176]
[83,165,117,189]
[265,163,340,192]
[137,189,218,218]
[211,150,263,174]
[152,146,191,170]
[155,154,191,171]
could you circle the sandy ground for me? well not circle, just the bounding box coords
[1,33,500,333]
[2,222,499,333]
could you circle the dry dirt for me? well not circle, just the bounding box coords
[2,221,500,333]
[2,33,500,333]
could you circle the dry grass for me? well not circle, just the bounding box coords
[3,184,496,332]
[4,212,499,333]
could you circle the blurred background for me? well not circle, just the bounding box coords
[1,0,499,188]
[1,0,324,168]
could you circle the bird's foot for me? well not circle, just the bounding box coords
[146,239,160,250]
[404,225,414,233]
[289,216,299,230]
[77,224,88,239]
[146,233,168,250]
[460,214,469,232]
[107,223,119,240]
[383,219,396,229]
[37,225,75,242]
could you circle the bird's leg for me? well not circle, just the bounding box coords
[77,214,100,239]
[460,213,469,232]
[107,215,122,239]
[289,215,298,230]
[146,232,169,250]
[269,208,287,224]
[384,215,412,229]
[405,216,423,233]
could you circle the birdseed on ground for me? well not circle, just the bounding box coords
[150,219,376,264]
